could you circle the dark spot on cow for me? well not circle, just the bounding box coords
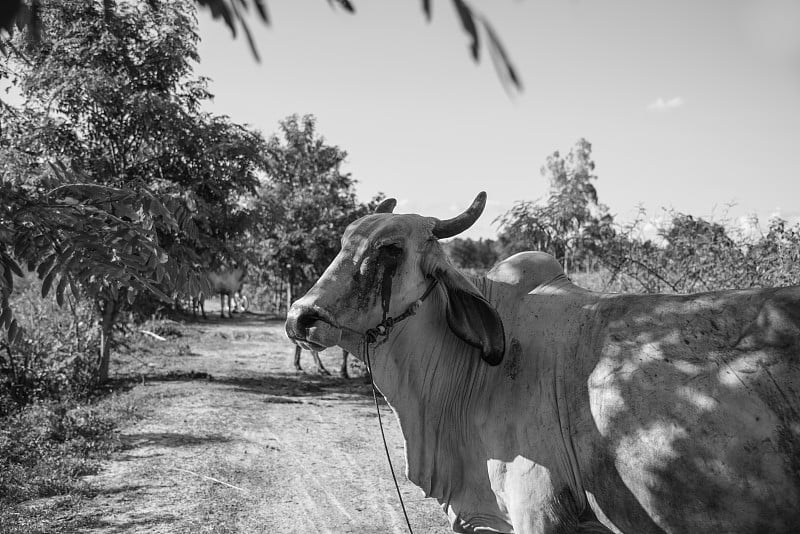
[351,243,404,312]
[736,296,800,350]
[505,338,521,381]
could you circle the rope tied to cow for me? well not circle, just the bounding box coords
[363,275,438,534]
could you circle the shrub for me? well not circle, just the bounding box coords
[597,211,800,294]
[0,275,100,412]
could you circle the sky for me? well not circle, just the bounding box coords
[194,0,800,239]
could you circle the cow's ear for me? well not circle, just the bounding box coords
[435,265,505,365]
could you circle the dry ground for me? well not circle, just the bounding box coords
[26,310,452,533]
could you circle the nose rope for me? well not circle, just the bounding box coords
[362,275,438,534]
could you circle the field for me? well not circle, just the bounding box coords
[9,309,451,534]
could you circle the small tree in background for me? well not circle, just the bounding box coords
[247,114,382,314]
[497,138,613,274]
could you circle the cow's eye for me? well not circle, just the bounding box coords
[378,243,403,263]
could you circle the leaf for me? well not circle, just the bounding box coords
[327,0,356,13]
[56,274,68,306]
[421,0,432,21]
[230,0,261,62]
[4,255,23,277]
[197,0,236,36]
[452,0,479,60]
[252,0,269,23]
[36,254,57,279]
[8,319,18,344]
[483,19,522,89]
[1,263,11,289]
[0,305,10,328]
[41,268,57,298]
[69,278,80,300]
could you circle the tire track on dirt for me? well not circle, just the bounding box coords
[310,410,407,534]
[261,420,355,527]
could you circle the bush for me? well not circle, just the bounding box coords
[0,275,100,413]
[597,211,800,293]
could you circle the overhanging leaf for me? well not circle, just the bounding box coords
[452,0,479,61]
[56,274,68,306]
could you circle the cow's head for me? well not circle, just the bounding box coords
[285,192,505,365]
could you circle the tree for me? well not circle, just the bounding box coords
[1,0,267,381]
[496,138,612,274]
[247,114,379,313]
[443,237,500,273]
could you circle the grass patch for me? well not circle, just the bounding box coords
[0,389,148,532]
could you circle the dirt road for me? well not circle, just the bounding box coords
[76,313,451,533]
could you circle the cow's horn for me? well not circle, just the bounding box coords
[432,192,487,239]
[374,198,397,214]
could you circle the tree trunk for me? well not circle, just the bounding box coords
[97,298,118,384]
[285,278,293,319]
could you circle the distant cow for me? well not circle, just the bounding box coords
[293,345,350,378]
[192,267,247,319]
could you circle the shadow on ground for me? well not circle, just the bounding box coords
[214,373,373,398]
[119,432,233,450]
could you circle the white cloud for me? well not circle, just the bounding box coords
[647,97,684,111]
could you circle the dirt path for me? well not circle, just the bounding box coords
[71,313,450,533]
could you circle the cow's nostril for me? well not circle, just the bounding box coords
[296,310,323,330]
[286,304,329,340]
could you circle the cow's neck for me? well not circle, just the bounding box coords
[369,280,502,509]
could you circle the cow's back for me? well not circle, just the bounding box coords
[578,286,800,533]
[209,267,247,295]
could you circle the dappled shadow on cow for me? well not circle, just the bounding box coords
[285,192,800,534]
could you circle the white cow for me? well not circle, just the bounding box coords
[286,192,800,533]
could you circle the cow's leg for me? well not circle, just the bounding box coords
[219,293,226,318]
[311,350,330,375]
[293,345,303,371]
[340,349,349,378]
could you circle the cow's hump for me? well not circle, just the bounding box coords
[487,251,565,292]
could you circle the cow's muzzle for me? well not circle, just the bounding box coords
[285,303,343,350]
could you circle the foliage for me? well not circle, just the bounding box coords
[1,0,266,380]
[443,237,500,273]
[247,114,382,311]
[0,0,521,92]
[597,211,800,293]
[496,138,614,274]
[0,276,100,413]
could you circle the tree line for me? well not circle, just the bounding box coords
[456,138,800,294]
